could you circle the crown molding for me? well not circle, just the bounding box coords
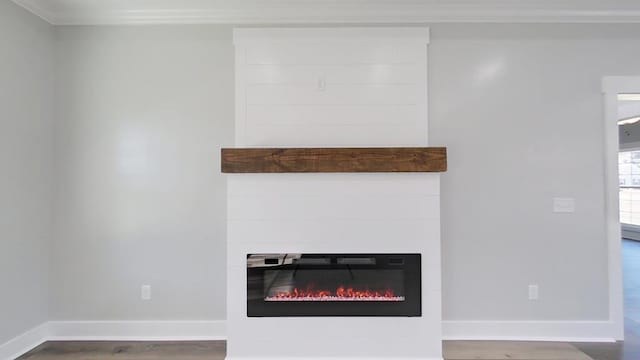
[233,27,430,44]
[11,0,55,24]
[11,0,640,25]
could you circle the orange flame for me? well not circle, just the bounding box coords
[268,286,403,301]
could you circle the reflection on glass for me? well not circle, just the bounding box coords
[620,187,640,226]
[619,150,640,189]
[263,269,405,302]
[619,150,640,226]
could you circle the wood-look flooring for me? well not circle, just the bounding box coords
[18,341,226,360]
[17,240,640,360]
[19,340,593,360]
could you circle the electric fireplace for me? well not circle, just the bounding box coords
[247,253,421,317]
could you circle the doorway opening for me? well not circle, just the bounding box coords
[617,93,640,352]
[618,94,640,238]
[602,77,640,343]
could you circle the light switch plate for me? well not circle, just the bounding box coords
[553,197,575,213]
[141,285,151,300]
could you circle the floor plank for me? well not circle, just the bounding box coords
[443,340,593,360]
[18,341,226,360]
[571,239,640,360]
[19,340,596,360]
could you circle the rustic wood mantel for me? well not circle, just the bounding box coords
[221,147,447,173]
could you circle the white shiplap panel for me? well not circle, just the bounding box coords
[243,123,428,146]
[245,64,421,85]
[234,28,428,147]
[247,104,418,126]
[246,84,422,106]
[229,28,439,360]
[245,43,425,65]
[228,194,440,220]
[227,218,440,248]
[228,174,440,197]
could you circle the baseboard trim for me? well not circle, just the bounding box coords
[47,320,226,341]
[1,319,618,359]
[225,358,443,360]
[49,320,617,343]
[0,323,49,360]
[442,320,618,342]
[1,321,226,359]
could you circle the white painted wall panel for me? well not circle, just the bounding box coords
[226,218,441,246]
[245,64,420,84]
[244,43,425,65]
[0,0,53,347]
[242,124,428,147]
[227,173,440,195]
[430,23,614,324]
[246,84,421,105]
[51,26,234,321]
[234,28,428,147]
[228,194,440,220]
[247,104,418,126]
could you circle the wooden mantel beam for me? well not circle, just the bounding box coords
[221,147,447,173]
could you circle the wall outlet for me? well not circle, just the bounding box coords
[528,284,539,300]
[141,285,151,300]
[317,77,326,91]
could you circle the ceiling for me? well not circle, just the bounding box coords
[12,0,640,25]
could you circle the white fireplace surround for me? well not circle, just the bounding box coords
[225,27,442,360]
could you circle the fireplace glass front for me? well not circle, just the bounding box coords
[247,253,421,317]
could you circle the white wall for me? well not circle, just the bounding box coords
[51,26,234,320]
[0,0,53,346]
[429,24,640,322]
[50,23,640,337]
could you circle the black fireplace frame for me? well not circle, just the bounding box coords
[247,253,421,317]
